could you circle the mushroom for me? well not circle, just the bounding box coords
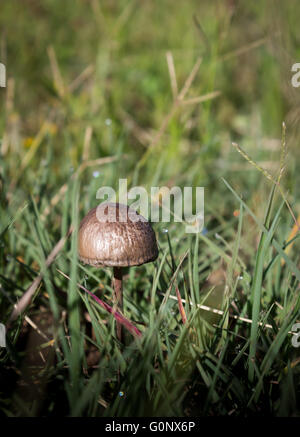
[78,202,158,341]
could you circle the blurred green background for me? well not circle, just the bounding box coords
[1,0,300,200]
[1,0,300,417]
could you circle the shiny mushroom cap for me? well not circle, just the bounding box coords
[78,202,158,267]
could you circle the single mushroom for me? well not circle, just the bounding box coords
[78,202,158,341]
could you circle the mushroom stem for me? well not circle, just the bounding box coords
[113,266,123,342]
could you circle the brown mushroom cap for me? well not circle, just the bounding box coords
[78,202,158,267]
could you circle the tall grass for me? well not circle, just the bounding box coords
[0,0,300,417]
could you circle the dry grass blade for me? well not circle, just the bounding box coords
[82,126,93,162]
[162,293,298,335]
[182,90,221,105]
[47,45,65,98]
[220,36,269,62]
[166,51,178,99]
[8,226,73,324]
[178,57,202,101]
[1,284,51,342]
[137,57,202,170]
[118,108,153,147]
[68,65,94,93]
[57,269,142,338]
[41,155,122,220]
[175,284,187,324]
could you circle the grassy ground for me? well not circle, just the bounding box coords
[0,0,300,416]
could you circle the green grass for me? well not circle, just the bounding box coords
[1,0,300,417]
